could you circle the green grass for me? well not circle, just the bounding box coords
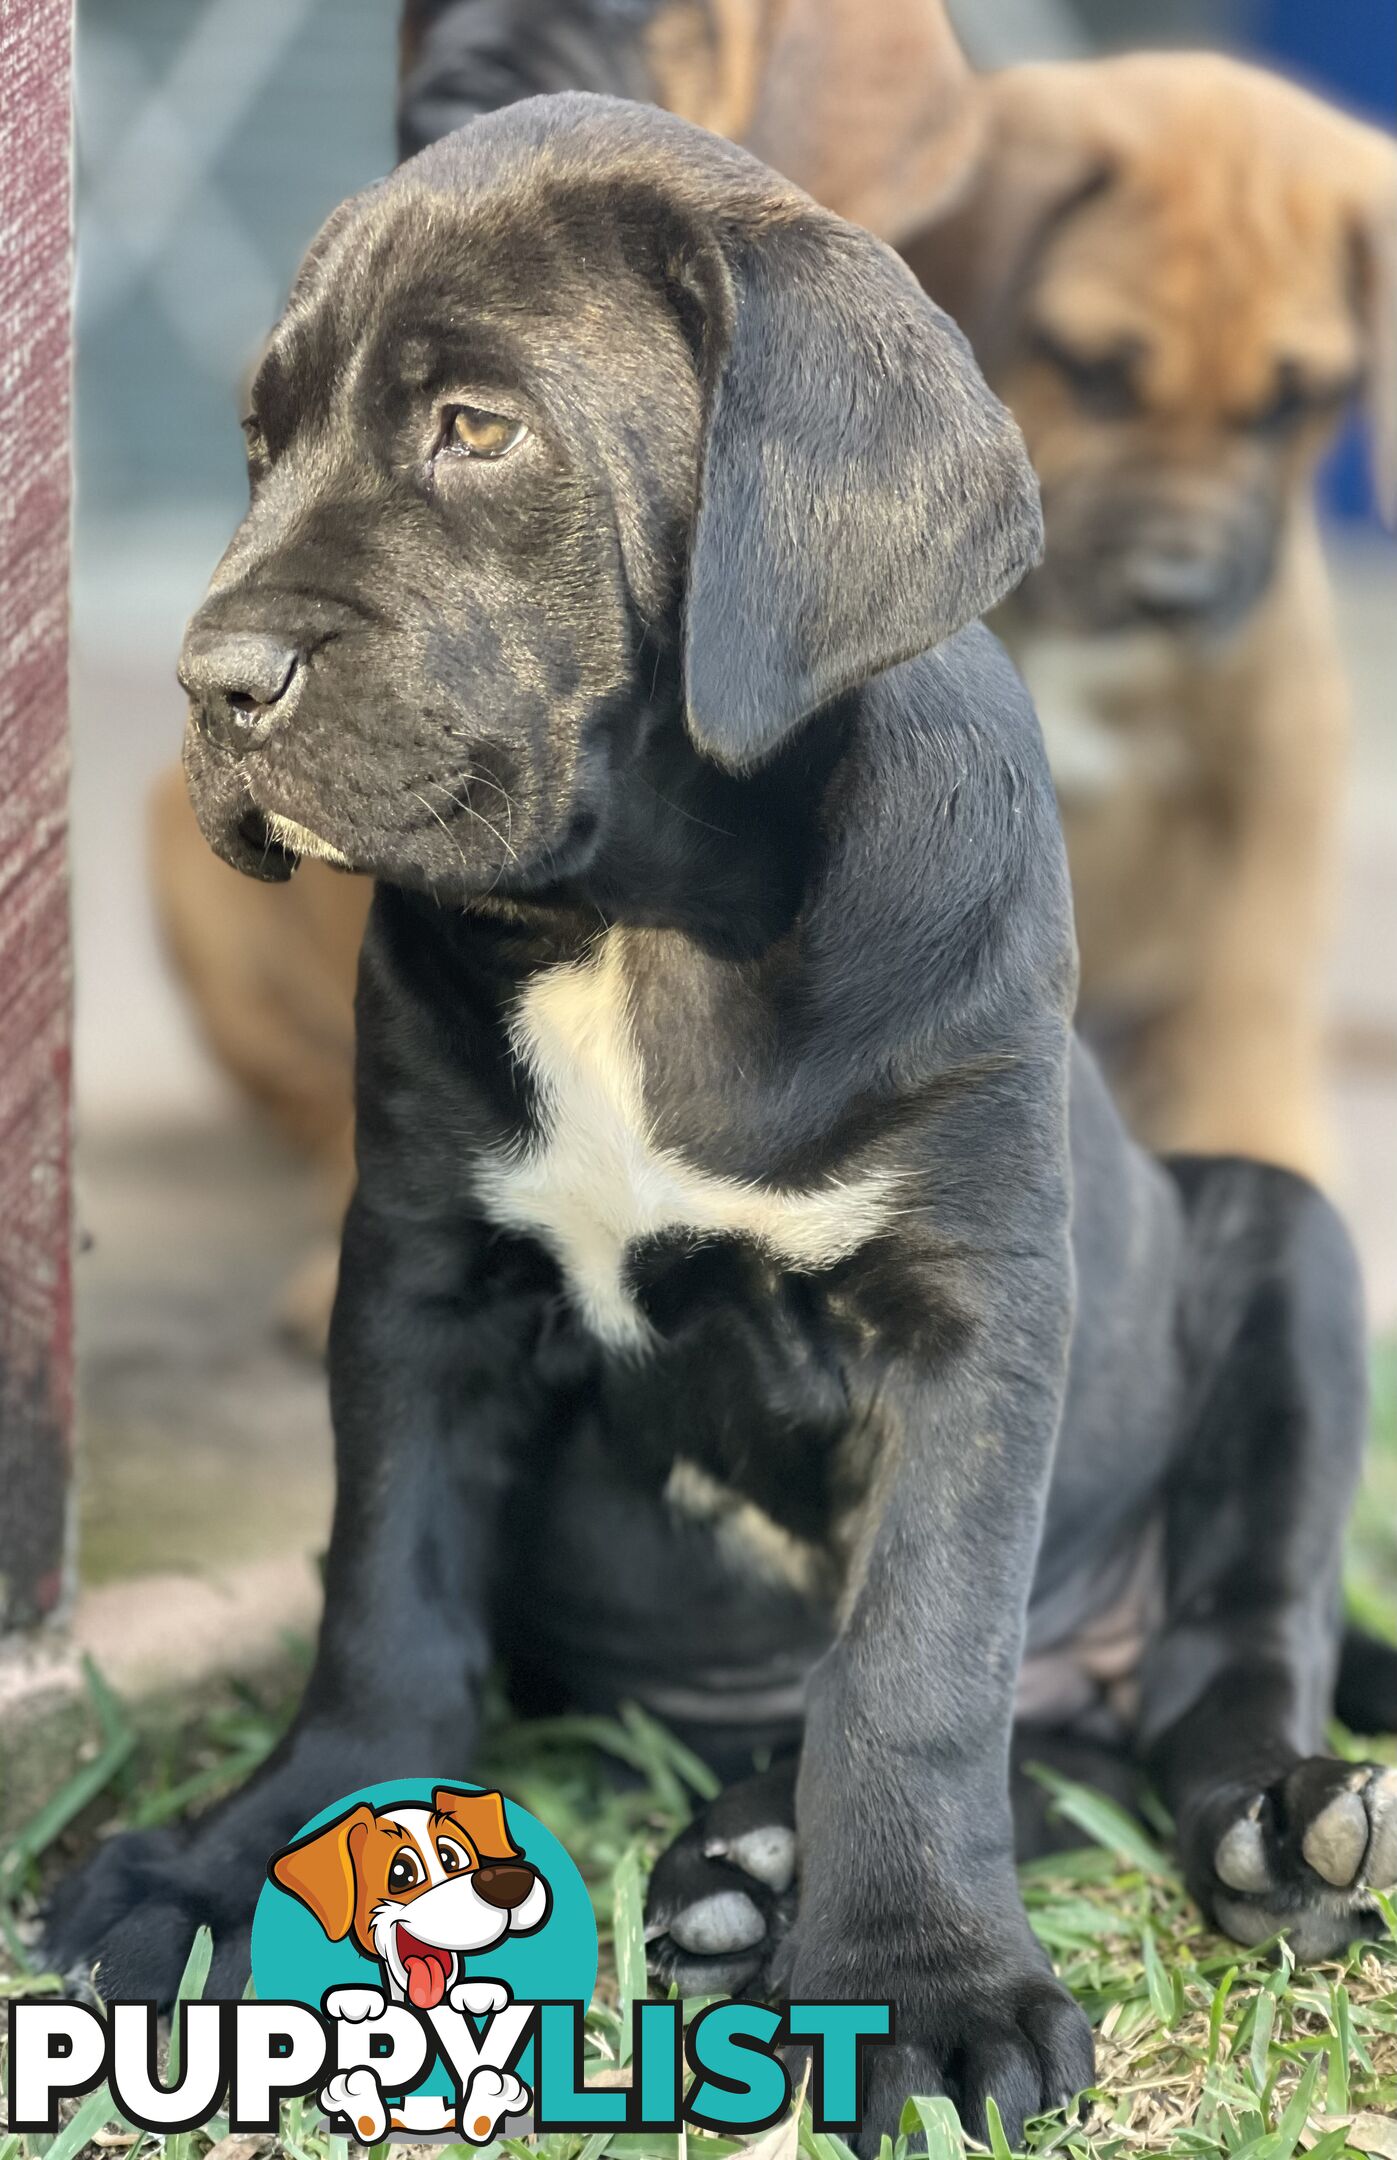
[3,1352,1396,2160]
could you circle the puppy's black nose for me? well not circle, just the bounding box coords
[473,1864,536,1911]
[1120,547,1228,626]
[179,629,302,754]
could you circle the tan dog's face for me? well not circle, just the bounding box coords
[1002,176,1366,635]
[912,56,1396,641]
[270,1787,550,2008]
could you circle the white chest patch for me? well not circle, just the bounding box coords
[474,936,900,1348]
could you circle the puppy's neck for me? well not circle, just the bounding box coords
[506,686,852,956]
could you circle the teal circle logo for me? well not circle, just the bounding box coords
[250,1780,597,2127]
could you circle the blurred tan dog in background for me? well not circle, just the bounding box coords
[908,53,1396,1178]
[152,21,1395,1345]
[397,0,984,237]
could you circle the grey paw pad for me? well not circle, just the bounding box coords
[705,1825,797,1894]
[1213,1894,1355,1962]
[1215,1811,1270,1895]
[1302,1789,1371,1888]
[1212,1893,1280,1948]
[1285,1905,1370,1962]
[668,1890,767,1957]
[1360,1769,1397,1889]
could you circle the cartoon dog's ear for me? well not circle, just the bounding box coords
[432,1787,521,1863]
[680,209,1042,772]
[268,1804,376,1940]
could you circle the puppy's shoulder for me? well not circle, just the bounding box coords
[888,619,1058,804]
[819,627,1074,1033]
[921,617,1044,730]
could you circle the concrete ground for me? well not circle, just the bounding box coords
[74,1123,330,1591]
[57,518,1397,1690]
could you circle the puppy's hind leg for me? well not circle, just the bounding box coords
[646,1729,1147,1992]
[646,1758,800,1996]
[1139,1159,1395,1959]
[1335,1624,1397,1737]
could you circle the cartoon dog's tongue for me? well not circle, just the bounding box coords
[397,1926,453,2009]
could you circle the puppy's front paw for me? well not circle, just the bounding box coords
[325,1985,388,2023]
[42,1824,255,2005]
[645,1763,798,1997]
[785,1946,1093,2157]
[1199,1758,1397,1960]
[42,1762,354,2006]
[321,2066,388,2142]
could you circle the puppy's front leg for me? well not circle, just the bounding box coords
[44,1191,553,2005]
[784,1244,1092,2149]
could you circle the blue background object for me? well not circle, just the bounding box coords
[1249,0,1396,527]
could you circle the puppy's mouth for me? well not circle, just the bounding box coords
[236,806,353,875]
[395,1924,458,2010]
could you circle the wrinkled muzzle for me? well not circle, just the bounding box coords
[1027,463,1285,638]
[180,725,300,882]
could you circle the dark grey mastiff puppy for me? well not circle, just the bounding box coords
[48,93,1397,2147]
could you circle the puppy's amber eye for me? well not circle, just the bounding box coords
[388,1850,423,1893]
[448,404,528,458]
[437,1839,469,1875]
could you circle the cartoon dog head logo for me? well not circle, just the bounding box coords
[268,1787,551,2010]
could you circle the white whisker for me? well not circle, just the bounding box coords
[429,770,520,867]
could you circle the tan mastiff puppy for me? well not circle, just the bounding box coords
[906,53,1396,1179]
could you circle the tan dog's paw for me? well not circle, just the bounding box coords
[278,1239,341,1360]
[321,2066,388,2142]
[1204,1759,1397,1959]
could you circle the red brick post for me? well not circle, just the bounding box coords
[0,0,74,1632]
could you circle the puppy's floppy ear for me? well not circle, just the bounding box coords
[268,1804,376,1940]
[432,1786,521,1864]
[744,0,983,242]
[682,211,1042,771]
